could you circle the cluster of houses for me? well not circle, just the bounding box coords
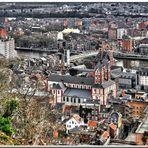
[48,50,117,106]
[47,47,148,145]
[8,47,148,145]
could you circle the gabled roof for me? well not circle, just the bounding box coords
[66,114,82,124]
[64,88,92,99]
[101,131,110,140]
[88,120,98,127]
[93,80,115,89]
[109,123,117,130]
[73,114,82,124]
[49,74,94,85]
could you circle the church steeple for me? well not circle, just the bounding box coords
[94,62,104,84]
[94,49,111,84]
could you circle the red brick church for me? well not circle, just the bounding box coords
[48,51,117,106]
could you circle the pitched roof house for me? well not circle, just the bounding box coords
[65,114,85,133]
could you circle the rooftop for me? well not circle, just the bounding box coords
[49,74,94,86]
[139,44,148,48]
[138,67,148,73]
[72,114,82,123]
[93,79,115,89]
[113,71,137,78]
[109,123,117,130]
[88,120,98,127]
[64,88,92,99]
[101,131,110,140]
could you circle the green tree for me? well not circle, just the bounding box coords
[0,116,15,136]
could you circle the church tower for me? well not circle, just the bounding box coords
[94,63,104,84]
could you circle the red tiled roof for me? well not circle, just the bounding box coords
[109,123,117,130]
[53,131,59,139]
[88,120,98,127]
[0,28,8,39]
[101,131,109,140]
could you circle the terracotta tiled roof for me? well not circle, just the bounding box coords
[101,131,109,140]
[0,28,8,39]
[109,123,117,130]
[88,120,98,127]
[53,131,59,139]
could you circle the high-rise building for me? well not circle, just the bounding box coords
[0,26,17,59]
[0,38,17,59]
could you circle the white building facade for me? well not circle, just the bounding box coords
[65,114,85,133]
[0,38,17,59]
[117,28,127,40]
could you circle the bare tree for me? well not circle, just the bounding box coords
[0,58,64,145]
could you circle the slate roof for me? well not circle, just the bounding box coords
[138,68,148,75]
[70,68,95,72]
[95,62,103,70]
[112,71,136,79]
[95,59,110,70]
[64,88,92,99]
[69,127,80,134]
[49,74,94,85]
[93,80,115,89]
[84,99,100,104]
[111,73,120,79]
[139,44,148,48]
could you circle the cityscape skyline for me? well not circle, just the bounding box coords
[0,1,147,146]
